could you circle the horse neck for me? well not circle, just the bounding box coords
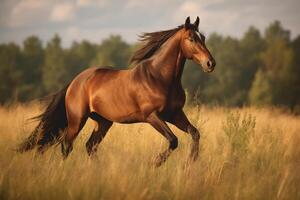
[149,30,186,85]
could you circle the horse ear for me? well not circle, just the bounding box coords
[184,16,190,29]
[194,16,200,28]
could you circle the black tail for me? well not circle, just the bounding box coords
[17,85,69,153]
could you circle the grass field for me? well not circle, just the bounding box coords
[0,103,299,200]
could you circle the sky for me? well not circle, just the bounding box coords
[0,0,299,46]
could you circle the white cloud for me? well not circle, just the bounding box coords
[125,0,163,8]
[1,0,299,46]
[173,1,214,26]
[177,1,200,18]
[174,0,226,21]
[50,2,76,22]
[9,0,51,27]
[76,0,108,8]
[77,0,92,6]
[174,1,241,36]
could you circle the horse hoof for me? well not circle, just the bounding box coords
[152,154,166,167]
[154,160,163,167]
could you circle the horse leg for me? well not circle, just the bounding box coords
[86,118,112,156]
[167,110,200,161]
[61,114,88,159]
[147,112,178,167]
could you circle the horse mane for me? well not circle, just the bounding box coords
[130,25,185,64]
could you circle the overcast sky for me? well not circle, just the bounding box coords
[0,0,299,46]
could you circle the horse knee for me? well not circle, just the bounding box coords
[169,137,178,150]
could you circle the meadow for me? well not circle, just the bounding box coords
[0,103,299,200]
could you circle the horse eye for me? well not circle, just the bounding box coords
[189,38,194,42]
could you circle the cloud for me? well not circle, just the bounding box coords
[173,1,242,36]
[76,0,108,8]
[8,0,51,27]
[125,0,163,8]
[0,0,299,46]
[50,2,76,22]
[176,1,200,19]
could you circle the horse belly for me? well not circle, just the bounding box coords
[91,96,143,123]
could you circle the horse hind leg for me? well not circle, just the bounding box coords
[61,113,88,159]
[86,113,112,156]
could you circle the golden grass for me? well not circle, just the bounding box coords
[0,104,300,200]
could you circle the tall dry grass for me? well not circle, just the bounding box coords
[0,104,299,200]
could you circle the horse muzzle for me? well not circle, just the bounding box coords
[202,59,216,73]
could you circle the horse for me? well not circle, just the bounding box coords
[17,17,216,167]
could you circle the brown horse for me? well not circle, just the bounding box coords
[18,17,215,167]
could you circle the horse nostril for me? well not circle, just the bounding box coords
[207,60,212,67]
[207,59,216,68]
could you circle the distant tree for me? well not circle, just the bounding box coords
[91,35,131,68]
[239,26,265,101]
[249,21,297,107]
[291,36,300,111]
[249,69,273,105]
[19,36,44,100]
[0,43,22,103]
[42,34,68,93]
[65,40,97,78]
[265,20,290,44]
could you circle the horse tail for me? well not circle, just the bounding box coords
[17,84,69,153]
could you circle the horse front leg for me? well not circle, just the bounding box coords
[147,111,178,167]
[187,125,200,161]
[167,110,200,161]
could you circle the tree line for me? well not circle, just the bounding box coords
[0,21,300,111]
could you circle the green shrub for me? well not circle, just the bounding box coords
[222,111,256,159]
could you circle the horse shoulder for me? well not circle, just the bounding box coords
[130,63,168,113]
